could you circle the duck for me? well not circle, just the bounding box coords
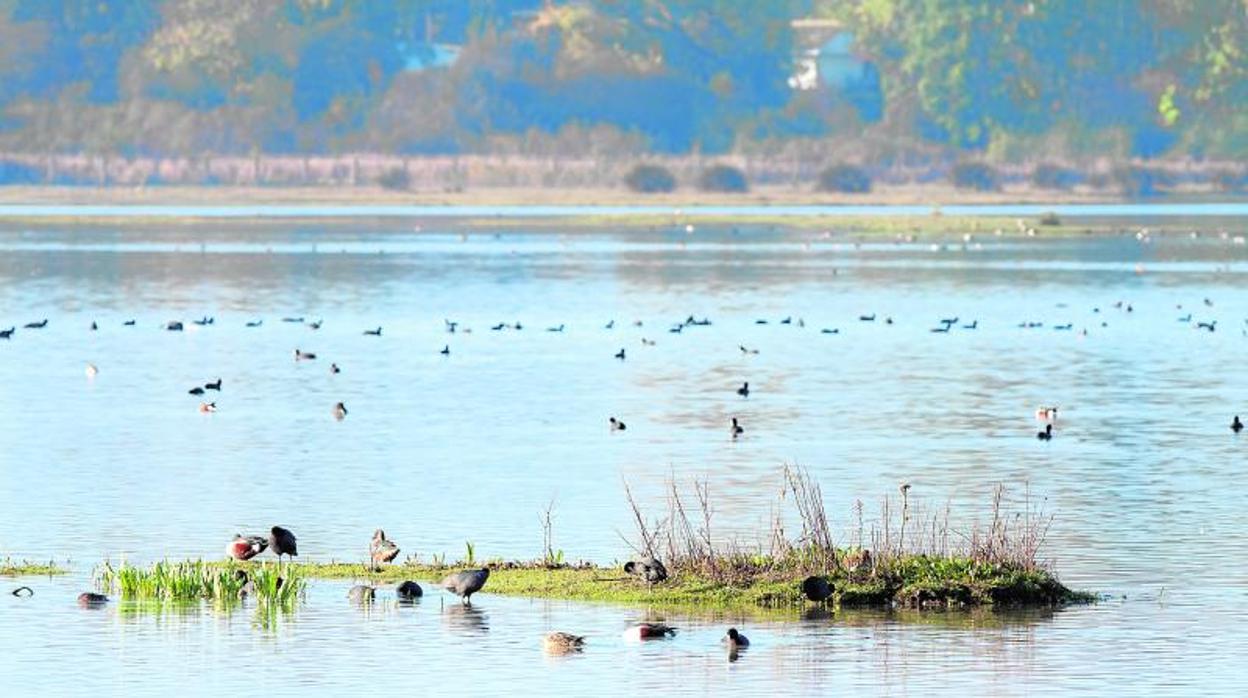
[441,567,489,605]
[307,319,322,330]
[858,314,876,322]
[193,316,213,326]
[820,328,839,334]
[269,526,298,563]
[623,623,676,641]
[333,402,348,420]
[609,417,626,432]
[364,327,382,336]
[370,529,400,565]
[614,348,626,360]
[348,585,375,604]
[724,628,750,649]
[1233,416,1243,433]
[624,557,667,583]
[397,581,423,600]
[930,325,950,333]
[245,319,263,327]
[737,382,749,397]
[199,402,217,413]
[445,319,458,333]
[189,386,205,396]
[546,324,565,332]
[294,349,316,361]
[1035,407,1059,422]
[226,534,268,561]
[491,323,506,331]
[166,321,184,331]
[543,632,586,654]
[963,320,978,329]
[731,417,744,439]
[24,319,47,329]
[0,327,13,339]
[77,592,109,607]
[641,338,656,346]
[204,378,222,391]
[1037,423,1053,441]
[90,321,98,331]
[85,363,98,379]
[282,316,304,323]
[604,320,615,329]
[440,345,450,356]
[802,575,832,602]
[330,363,341,374]
[739,345,759,355]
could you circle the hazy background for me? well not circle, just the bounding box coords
[0,1,1244,192]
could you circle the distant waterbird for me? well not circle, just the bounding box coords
[0,327,13,339]
[282,317,304,323]
[330,363,341,374]
[859,314,876,322]
[123,319,136,326]
[85,363,98,379]
[724,628,750,649]
[269,526,298,563]
[1233,416,1243,434]
[246,319,263,328]
[193,316,214,326]
[614,348,626,360]
[820,328,839,334]
[442,568,489,605]
[204,378,221,391]
[1035,407,1058,422]
[609,417,626,432]
[1037,423,1053,441]
[294,349,317,361]
[189,386,205,395]
[731,417,744,439]
[24,319,47,329]
[166,321,184,331]
[333,402,348,420]
[226,534,268,561]
[739,345,759,355]
[370,529,400,566]
[546,324,565,332]
[77,592,109,608]
[737,382,749,397]
[963,320,978,329]
[544,632,586,654]
[364,327,382,336]
[623,623,675,641]
[440,344,450,356]
[396,581,423,600]
[90,321,97,331]
[198,402,217,413]
[307,319,322,330]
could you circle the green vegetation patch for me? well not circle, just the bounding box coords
[0,558,66,576]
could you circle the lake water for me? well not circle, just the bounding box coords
[2,220,1247,695]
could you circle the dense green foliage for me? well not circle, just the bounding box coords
[0,1,1242,160]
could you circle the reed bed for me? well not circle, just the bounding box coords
[95,560,305,608]
[0,558,65,576]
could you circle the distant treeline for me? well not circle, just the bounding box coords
[0,1,1244,163]
[2,152,1242,197]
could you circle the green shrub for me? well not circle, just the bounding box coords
[817,163,872,193]
[624,164,676,193]
[698,164,748,192]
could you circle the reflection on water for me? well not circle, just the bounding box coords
[2,222,1248,695]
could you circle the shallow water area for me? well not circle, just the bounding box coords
[2,217,1247,695]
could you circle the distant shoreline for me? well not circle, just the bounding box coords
[0,185,1243,233]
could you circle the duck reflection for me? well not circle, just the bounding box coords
[441,602,488,634]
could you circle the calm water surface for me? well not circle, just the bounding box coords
[2,221,1247,695]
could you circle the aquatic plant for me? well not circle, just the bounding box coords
[95,560,305,606]
[0,558,65,576]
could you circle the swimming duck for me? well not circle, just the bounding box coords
[330,363,341,374]
[614,348,626,360]
[624,557,667,583]
[623,623,676,641]
[440,345,450,355]
[294,349,316,361]
[123,319,136,326]
[397,581,423,600]
[364,327,382,336]
[604,320,615,329]
[333,402,348,420]
[859,314,876,322]
[199,402,217,413]
[193,316,213,326]
[1035,407,1058,422]
[348,585,375,604]
[739,345,759,355]
[820,328,839,334]
[370,529,400,565]
[269,526,298,563]
[441,567,489,605]
[1233,416,1243,433]
[246,319,263,327]
[166,321,183,331]
[609,417,626,432]
[543,632,586,654]
[491,323,506,331]
[204,378,222,391]
[724,628,750,649]
[546,324,564,332]
[731,417,744,439]
[1037,423,1053,441]
[306,319,322,330]
[90,321,98,331]
[445,319,458,333]
[77,592,109,607]
[189,386,205,395]
[282,317,304,323]
[737,382,749,397]
[641,338,656,346]
[0,327,13,339]
[24,319,47,329]
[85,363,98,378]
[226,534,268,561]
[963,320,978,329]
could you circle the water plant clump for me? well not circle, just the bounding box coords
[96,560,306,606]
[1,558,66,576]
